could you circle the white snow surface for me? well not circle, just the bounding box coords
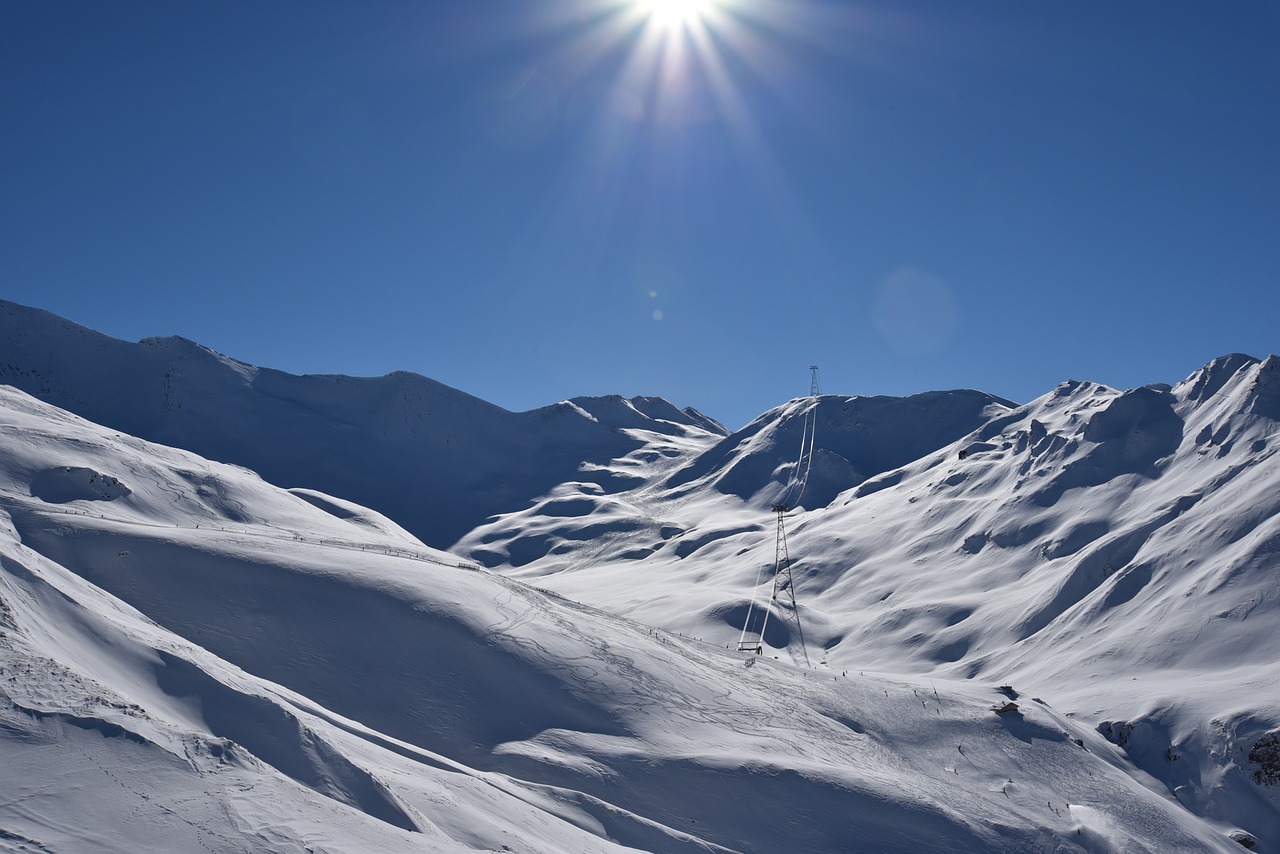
[0,299,727,550]
[1,300,1278,850]
[473,354,1280,850]
[0,385,1239,852]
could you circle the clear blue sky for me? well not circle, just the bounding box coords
[4,1,1278,429]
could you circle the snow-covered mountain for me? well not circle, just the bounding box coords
[0,299,726,550]
[3,298,1279,850]
[485,353,1280,848]
[1,383,1242,852]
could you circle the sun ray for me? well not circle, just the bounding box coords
[511,0,830,282]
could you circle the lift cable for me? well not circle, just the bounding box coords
[736,367,818,664]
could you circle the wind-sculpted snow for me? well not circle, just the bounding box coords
[1017,385,1184,508]
[0,386,1246,851]
[29,466,132,503]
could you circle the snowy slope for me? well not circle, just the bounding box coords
[0,386,1249,851]
[502,354,1280,848]
[661,390,1015,508]
[0,299,726,550]
[458,391,1013,572]
[4,300,1280,849]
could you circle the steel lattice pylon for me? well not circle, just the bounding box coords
[768,503,797,611]
[735,367,818,664]
[737,503,811,666]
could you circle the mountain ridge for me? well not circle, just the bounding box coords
[0,382,1239,851]
[4,299,1280,847]
[0,299,724,548]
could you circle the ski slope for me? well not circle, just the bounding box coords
[0,384,1250,851]
[484,355,1280,848]
[2,300,1278,849]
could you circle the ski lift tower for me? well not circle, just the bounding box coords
[736,503,811,666]
[735,366,818,665]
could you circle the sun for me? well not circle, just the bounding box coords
[638,0,714,27]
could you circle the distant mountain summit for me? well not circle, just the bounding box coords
[663,389,1016,508]
[0,299,1019,550]
[0,299,723,547]
[567,393,726,436]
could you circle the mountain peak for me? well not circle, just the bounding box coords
[1246,354,1280,420]
[663,389,1014,508]
[566,394,728,436]
[1178,353,1260,404]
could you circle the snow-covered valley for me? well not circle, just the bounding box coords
[1,299,1278,851]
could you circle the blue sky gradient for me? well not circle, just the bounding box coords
[4,0,1278,428]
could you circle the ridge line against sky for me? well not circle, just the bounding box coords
[3,0,1278,430]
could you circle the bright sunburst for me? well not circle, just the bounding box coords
[504,0,820,266]
[639,0,714,27]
